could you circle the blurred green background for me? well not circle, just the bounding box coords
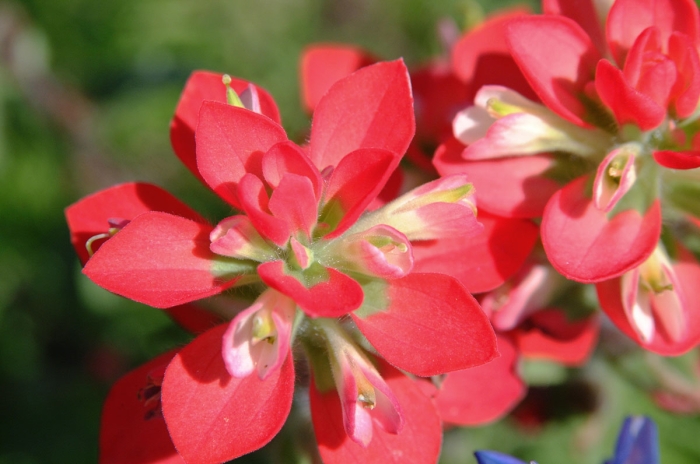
[2,0,700,462]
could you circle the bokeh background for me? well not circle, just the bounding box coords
[2,0,700,462]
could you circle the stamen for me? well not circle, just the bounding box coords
[222,74,244,107]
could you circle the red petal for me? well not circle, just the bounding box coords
[308,60,415,170]
[300,44,377,113]
[352,273,498,377]
[322,148,401,238]
[434,138,560,218]
[170,71,280,184]
[595,59,666,131]
[257,261,364,318]
[507,15,600,126]
[669,32,700,118]
[310,359,442,464]
[596,250,700,355]
[196,102,288,208]
[513,310,600,366]
[164,304,223,335]
[653,149,700,169]
[100,350,183,464]
[268,174,318,239]
[261,141,323,199]
[543,0,608,56]
[237,173,291,246]
[65,183,204,265]
[412,212,539,293]
[84,212,241,308]
[607,0,700,66]
[432,335,525,425]
[451,8,537,100]
[541,176,662,282]
[162,325,295,463]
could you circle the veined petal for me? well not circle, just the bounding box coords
[507,15,601,127]
[257,260,363,318]
[210,215,279,262]
[593,143,640,212]
[352,273,498,377]
[268,174,318,239]
[196,102,288,208]
[308,60,414,171]
[162,324,295,464]
[170,71,281,186]
[221,290,295,380]
[84,212,252,308]
[300,44,376,113]
[65,182,204,265]
[541,176,661,282]
[261,141,323,199]
[238,174,292,246]
[310,359,441,464]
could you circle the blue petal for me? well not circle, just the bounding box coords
[610,416,660,464]
[474,450,530,464]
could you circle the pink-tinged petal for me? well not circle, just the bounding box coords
[164,304,223,335]
[668,32,700,118]
[257,260,363,318]
[100,350,183,464]
[484,263,563,331]
[607,0,700,66]
[368,165,405,210]
[451,8,537,100]
[513,310,600,366]
[66,183,205,265]
[84,212,246,308]
[653,150,700,169]
[210,215,278,262]
[162,324,295,464]
[434,138,560,218]
[595,59,666,131]
[352,273,498,377]
[310,359,442,464]
[300,44,377,113]
[268,174,318,239]
[412,212,539,293]
[541,176,661,282]
[170,71,280,184]
[237,174,291,246]
[261,141,323,199]
[334,225,413,279]
[593,144,639,212]
[196,101,288,208]
[321,148,400,238]
[432,335,525,425]
[222,290,295,380]
[597,251,700,355]
[543,0,609,57]
[308,60,415,171]
[507,16,601,126]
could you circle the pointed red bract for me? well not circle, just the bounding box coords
[653,149,700,169]
[308,60,414,171]
[310,359,442,464]
[541,176,662,282]
[170,71,280,184]
[352,273,498,377]
[84,212,240,308]
[262,141,323,198]
[195,102,288,208]
[412,212,539,293]
[322,148,400,238]
[513,310,599,366]
[606,0,700,66]
[65,183,205,265]
[257,261,364,318]
[432,335,524,425]
[100,350,183,464]
[434,138,560,218]
[300,44,376,113]
[162,324,295,464]
[507,15,600,126]
[543,0,608,56]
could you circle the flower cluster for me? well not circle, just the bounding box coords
[65,0,700,462]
